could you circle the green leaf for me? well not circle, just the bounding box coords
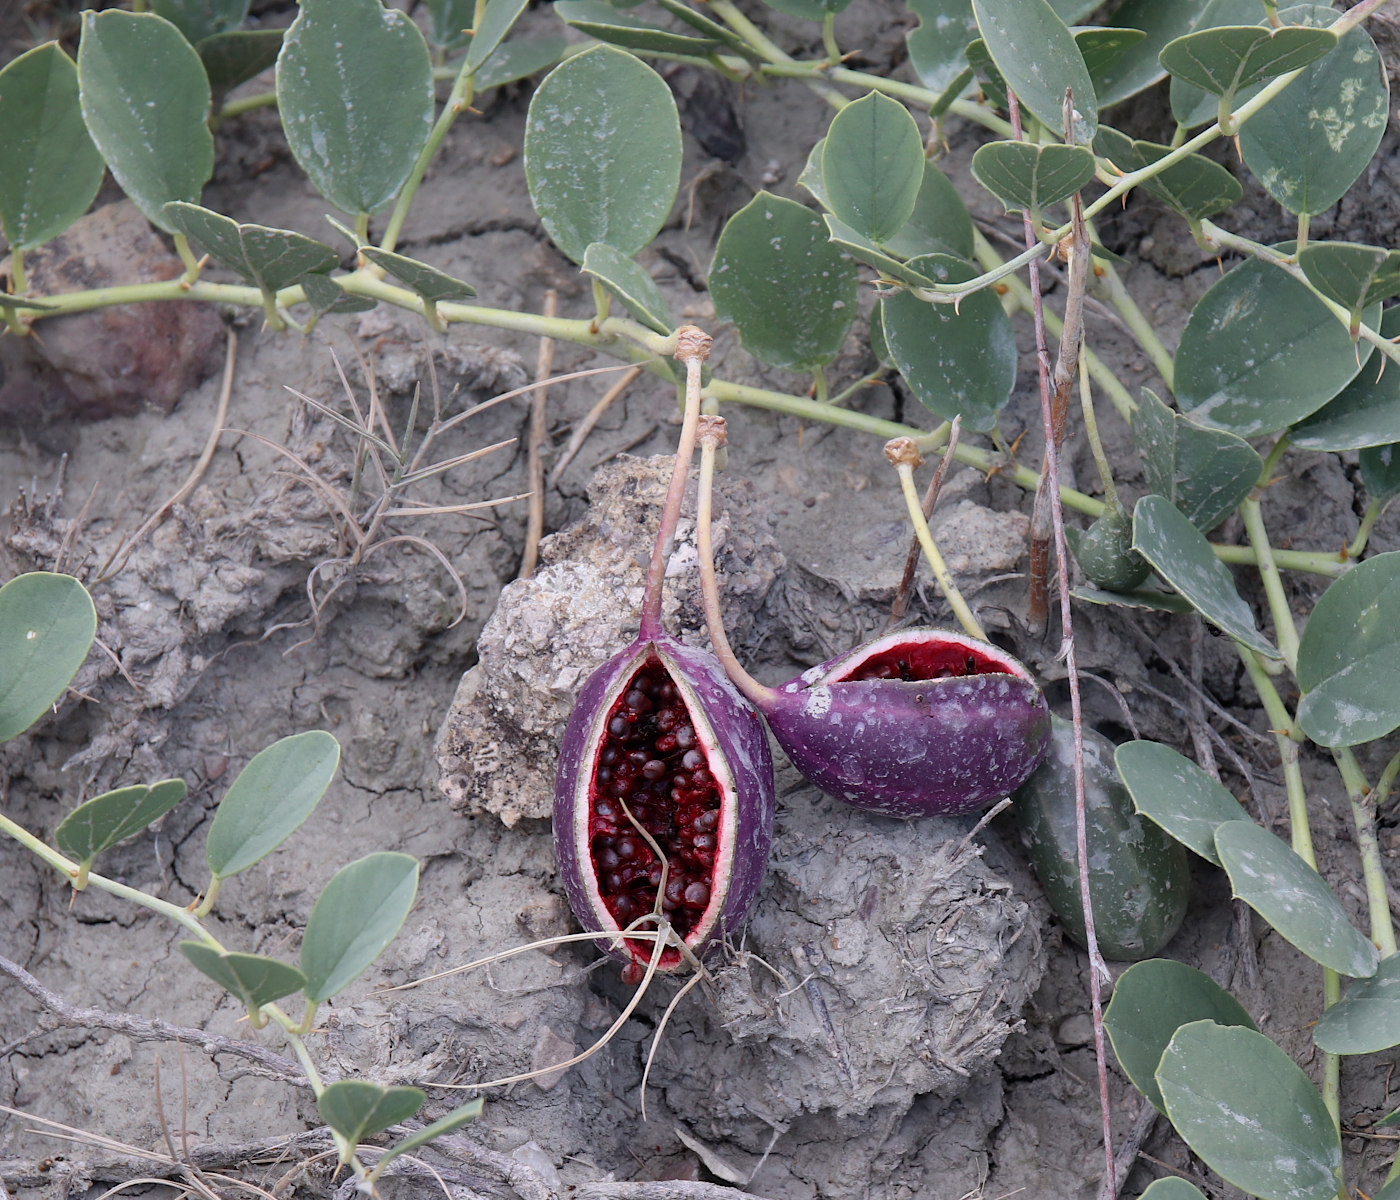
[276,0,434,215]
[965,39,1009,111]
[150,0,249,44]
[300,851,419,1003]
[709,191,857,371]
[823,215,935,288]
[554,0,719,55]
[1174,256,1377,437]
[77,11,214,233]
[971,0,1097,143]
[1138,1182,1208,1200]
[300,272,376,316]
[524,46,682,265]
[820,91,925,243]
[196,29,283,96]
[878,254,1017,433]
[0,44,104,252]
[1217,820,1379,977]
[905,0,979,97]
[1095,128,1241,221]
[0,572,97,742]
[798,137,830,209]
[1167,0,1279,128]
[179,943,307,1012]
[475,36,569,90]
[1158,1020,1343,1200]
[1295,551,1400,747]
[1313,954,1400,1054]
[581,243,674,335]
[163,202,339,295]
[55,780,188,866]
[881,160,976,260]
[205,731,341,879]
[319,1080,426,1155]
[1292,308,1400,451]
[373,1099,484,1174]
[970,141,1095,214]
[1104,959,1256,1113]
[359,247,476,305]
[1071,584,1197,615]
[1115,740,1246,866]
[467,0,531,70]
[1361,443,1400,504]
[1074,27,1147,82]
[424,0,474,50]
[1131,495,1277,657]
[1132,390,1260,532]
[1298,242,1400,316]
[1159,24,1336,97]
[1240,4,1389,217]
[1091,0,1217,108]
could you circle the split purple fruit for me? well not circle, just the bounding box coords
[553,327,775,981]
[696,417,1050,818]
[554,629,774,979]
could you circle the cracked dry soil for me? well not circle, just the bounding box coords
[4,2,1400,1199]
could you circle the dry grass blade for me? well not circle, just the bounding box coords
[227,429,366,548]
[520,289,558,579]
[381,492,532,518]
[399,438,517,486]
[434,361,656,437]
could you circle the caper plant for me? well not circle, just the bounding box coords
[5,0,1400,1197]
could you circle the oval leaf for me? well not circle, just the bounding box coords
[372,1099,484,1174]
[971,0,1098,142]
[709,191,857,370]
[360,247,476,304]
[150,0,249,44]
[1131,390,1261,533]
[821,91,925,243]
[0,43,104,251]
[1361,443,1400,503]
[276,0,434,215]
[197,29,284,96]
[1239,4,1389,217]
[581,242,674,335]
[318,1080,426,1152]
[524,45,682,265]
[300,851,419,1003]
[1313,953,1400,1054]
[1216,820,1379,977]
[1131,495,1277,657]
[881,160,975,260]
[1092,0,1218,108]
[1174,256,1376,437]
[179,943,307,1013]
[879,253,1017,433]
[1158,1020,1343,1200]
[164,202,339,294]
[1159,24,1336,97]
[1296,551,1400,747]
[1139,1182,1208,1200]
[906,0,980,96]
[971,141,1095,214]
[1115,740,1247,866]
[1167,0,1276,127]
[1104,959,1256,1113]
[1292,309,1400,451]
[205,731,341,879]
[77,11,214,232]
[55,780,188,866]
[0,572,97,742]
[554,0,719,55]
[467,0,531,70]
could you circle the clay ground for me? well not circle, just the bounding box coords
[3,2,1400,1199]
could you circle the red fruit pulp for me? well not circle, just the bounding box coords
[842,640,1012,682]
[588,657,721,963]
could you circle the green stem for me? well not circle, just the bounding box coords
[707,0,846,110]
[1241,495,1301,672]
[591,278,611,328]
[1333,747,1397,957]
[0,811,224,948]
[893,461,986,640]
[1077,359,1117,508]
[1322,968,1341,1132]
[1349,496,1385,560]
[1092,258,1176,392]
[820,13,840,64]
[10,247,26,294]
[1376,749,1400,812]
[173,232,201,281]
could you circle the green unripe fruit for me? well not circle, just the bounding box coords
[1012,716,1190,961]
[1075,507,1151,591]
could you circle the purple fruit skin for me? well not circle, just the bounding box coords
[764,670,1051,819]
[554,632,775,969]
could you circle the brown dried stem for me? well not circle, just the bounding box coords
[519,290,558,579]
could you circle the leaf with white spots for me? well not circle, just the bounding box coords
[709,191,857,370]
[1131,495,1277,658]
[524,45,682,264]
[1158,1020,1345,1200]
[821,91,925,243]
[1174,255,1378,437]
[1216,820,1378,977]
[1115,739,1247,866]
[1296,551,1400,747]
[0,573,96,742]
[275,0,434,216]
[1292,308,1400,451]
[971,0,1097,143]
[1239,3,1390,217]
[1313,953,1400,1054]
